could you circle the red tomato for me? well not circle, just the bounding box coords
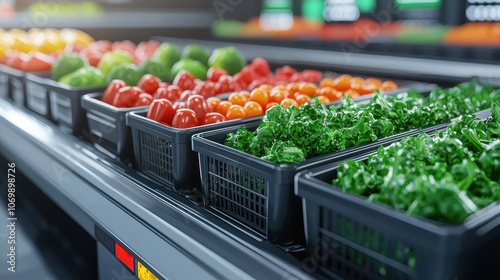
[80,48,104,67]
[250,57,270,77]
[239,66,255,84]
[275,65,295,79]
[159,82,170,88]
[206,97,221,112]
[112,40,137,56]
[112,86,142,108]
[302,70,322,83]
[147,99,176,124]
[180,90,196,100]
[203,112,226,125]
[173,70,196,91]
[135,93,154,106]
[243,101,263,118]
[22,53,55,72]
[207,67,228,83]
[193,82,216,98]
[137,74,161,95]
[154,86,182,102]
[4,52,29,70]
[102,80,127,104]
[226,105,246,120]
[216,76,235,94]
[186,95,209,124]
[173,101,186,110]
[232,73,248,89]
[172,109,198,128]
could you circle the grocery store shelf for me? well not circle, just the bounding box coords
[0,98,318,280]
[155,37,500,85]
[0,10,216,29]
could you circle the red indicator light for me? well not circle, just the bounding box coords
[115,243,134,272]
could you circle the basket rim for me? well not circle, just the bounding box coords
[82,92,150,113]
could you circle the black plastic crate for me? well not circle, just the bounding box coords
[192,124,428,245]
[82,93,148,162]
[0,65,26,107]
[25,72,52,119]
[48,81,106,135]
[295,114,500,280]
[0,66,8,100]
[126,111,260,193]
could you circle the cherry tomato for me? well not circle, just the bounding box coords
[179,90,194,100]
[102,80,127,104]
[186,95,209,124]
[173,70,196,90]
[207,97,221,112]
[239,91,251,101]
[362,83,377,94]
[216,101,232,116]
[137,74,161,95]
[259,84,273,94]
[275,65,295,79]
[203,112,226,125]
[154,85,183,101]
[299,83,318,97]
[345,89,360,99]
[265,102,279,111]
[250,57,271,77]
[173,101,186,110]
[216,75,235,94]
[226,105,246,120]
[295,94,311,106]
[286,83,300,97]
[281,98,298,110]
[207,67,228,83]
[193,82,216,98]
[147,99,176,124]
[112,86,142,108]
[319,87,342,101]
[172,109,198,128]
[365,78,382,88]
[239,66,255,84]
[135,93,154,106]
[317,96,330,104]
[22,53,55,72]
[269,89,286,103]
[332,76,351,91]
[159,82,171,88]
[250,88,269,107]
[228,92,247,106]
[243,101,264,118]
[232,73,248,90]
[320,78,335,89]
[302,70,322,83]
[350,78,365,94]
[248,78,266,91]
[380,81,398,92]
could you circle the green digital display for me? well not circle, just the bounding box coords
[357,0,376,13]
[395,0,442,10]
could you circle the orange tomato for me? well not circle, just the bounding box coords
[206,97,221,112]
[239,91,251,101]
[345,89,360,99]
[380,81,398,92]
[350,77,364,85]
[228,92,246,106]
[259,84,273,94]
[226,105,246,120]
[271,85,286,93]
[362,83,377,95]
[269,90,286,103]
[319,87,342,101]
[216,101,232,116]
[332,76,351,92]
[295,94,311,106]
[250,88,269,107]
[243,101,264,117]
[317,96,330,104]
[299,83,318,97]
[281,98,299,109]
[365,78,382,88]
[286,83,300,96]
[265,102,279,111]
[319,78,335,89]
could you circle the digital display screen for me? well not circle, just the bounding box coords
[322,0,377,22]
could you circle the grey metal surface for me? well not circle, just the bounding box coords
[155,37,500,83]
[0,98,316,280]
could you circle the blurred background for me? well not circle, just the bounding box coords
[0,0,498,64]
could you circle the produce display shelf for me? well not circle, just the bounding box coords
[0,97,327,280]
